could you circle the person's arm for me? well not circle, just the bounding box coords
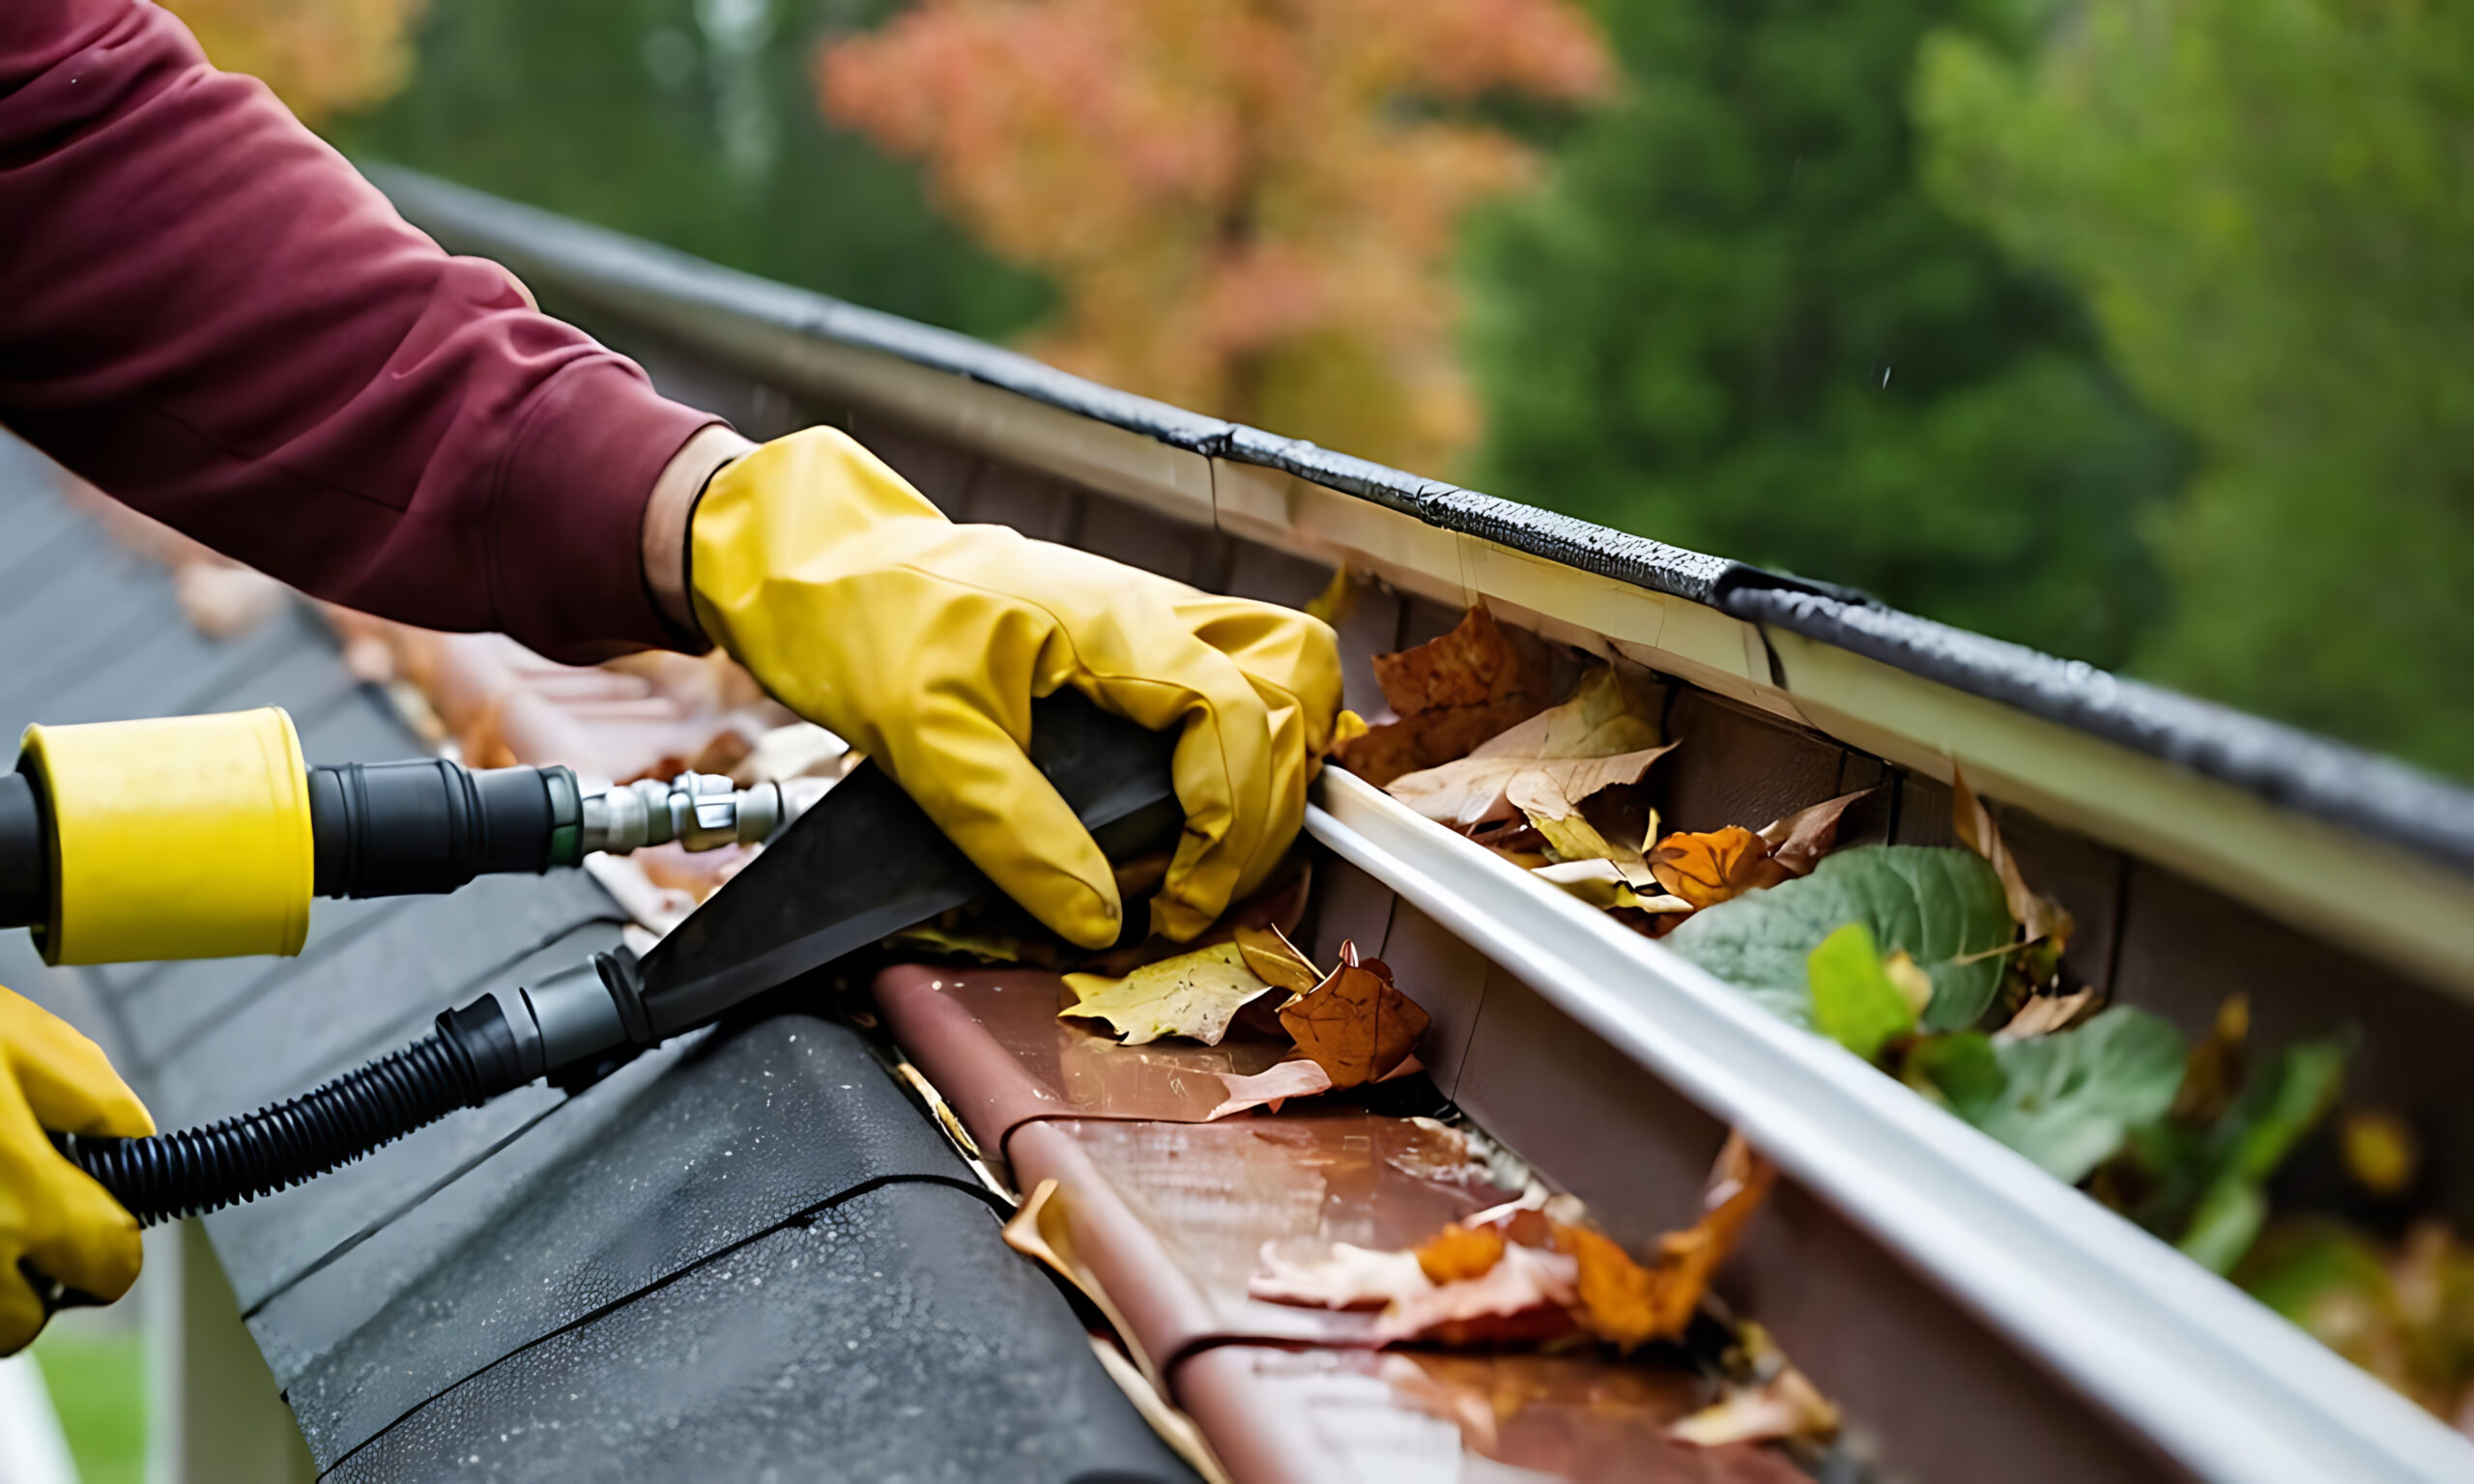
[1,1,1343,956]
[0,0,721,663]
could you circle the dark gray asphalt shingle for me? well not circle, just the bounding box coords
[325,1182,1188,1484]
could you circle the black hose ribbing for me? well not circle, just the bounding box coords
[63,1031,487,1226]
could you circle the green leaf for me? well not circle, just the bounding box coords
[2178,1177,2270,1275]
[1971,1009,2187,1183]
[1904,1032,2004,1116]
[2220,1039,2349,1185]
[1907,1009,2187,1184]
[1666,845,2016,1030]
[1806,923,1918,1063]
[2140,1036,2349,1272]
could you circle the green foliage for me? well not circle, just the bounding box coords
[327,0,1050,338]
[2126,1036,2349,1272]
[1805,921,1920,1062]
[33,1325,147,1484]
[1909,1009,2187,1184]
[1463,0,2182,668]
[1915,0,2474,778]
[1667,844,2015,1030]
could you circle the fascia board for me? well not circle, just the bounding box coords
[1768,624,2474,999]
[1212,457,1805,722]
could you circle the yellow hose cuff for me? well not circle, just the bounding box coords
[21,708,314,965]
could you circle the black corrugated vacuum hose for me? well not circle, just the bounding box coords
[56,1001,528,1226]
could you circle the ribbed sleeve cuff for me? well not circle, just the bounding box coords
[492,358,724,664]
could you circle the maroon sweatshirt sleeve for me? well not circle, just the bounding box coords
[0,0,724,662]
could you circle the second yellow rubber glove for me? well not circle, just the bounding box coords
[1,987,152,1355]
[691,428,1342,948]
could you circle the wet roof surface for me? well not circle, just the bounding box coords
[0,437,1191,1480]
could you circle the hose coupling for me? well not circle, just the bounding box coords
[581,774,784,855]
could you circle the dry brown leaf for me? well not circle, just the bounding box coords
[1280,940,1432,1089]
[1205,1051,1424,1121]
[1951,763,2072,949]
[1996,985,2101,1042]
[1374,1241,1583,1347]
[1756,787,1876,877]
[1069,858,1312,982]
[1233,924,1321,996]
[1060,943,1282,1046]
[2173,992,2251,1124]
[1387,661,1672,834]
[1649,826,1791,911]
[1335,607,1557,787]
[1005,1179,1156,1382]
[1561,1224,1672,1350]
[1205,1056,1338,1119]
[1670,1324,1841,1448]
[1530,859,1690,913]
[1566,1130,1779,1350]
[1415,1222,1509,1285]
[1249,1240,1432,1311]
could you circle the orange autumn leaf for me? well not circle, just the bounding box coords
[1561,1130,1778,1351]
[1279,939,1432,1088]
[1336,607,1558,787]
[1415,1222,1508,1285]
[1649,826,1791,911]
[819,0,1612,476]
[1561,1224,1670,1350]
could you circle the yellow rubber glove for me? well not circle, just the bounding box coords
[692,428,1342,948]
[0,988,151,1355]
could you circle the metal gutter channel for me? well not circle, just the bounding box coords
[1307,767,2473,1484]
[372,165,2474,1002]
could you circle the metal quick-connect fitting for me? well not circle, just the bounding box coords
[580,775,786,856]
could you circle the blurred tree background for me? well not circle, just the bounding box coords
[162,0,425,126]
[1462,0,2184,672]
[323,0,1050,339]
[1915,0,2474,774]
[189,0,2467,777]
[817,0,1612,474]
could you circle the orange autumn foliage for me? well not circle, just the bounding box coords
[1415,1221,1508,1285]
[819,0,1612,475]
[163,0,425,126]
[1562,1131,1778,1351]
[1649,826,1791,911]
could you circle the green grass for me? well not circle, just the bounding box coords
[32,1325,147,1484]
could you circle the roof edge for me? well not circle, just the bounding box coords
[367,163,2474,875]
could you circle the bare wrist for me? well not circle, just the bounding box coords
[643,424,757,642]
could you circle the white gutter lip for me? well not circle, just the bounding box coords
[1308,767,2472,1484]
